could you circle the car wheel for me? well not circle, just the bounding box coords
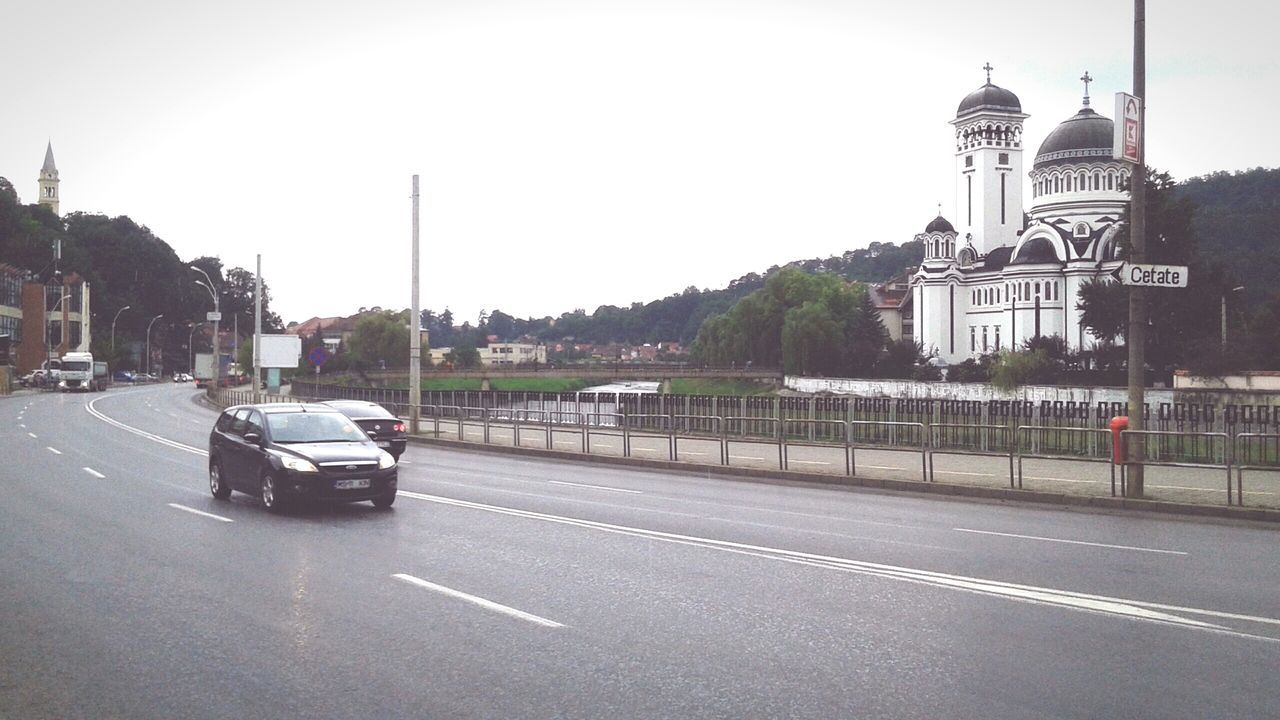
[209,460,232,500]
[261,472,286,513]
[372,491,396,510]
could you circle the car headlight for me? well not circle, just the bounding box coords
[280,456,319,473]
[377,450,397,469]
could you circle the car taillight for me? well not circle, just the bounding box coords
[394,423,405,433]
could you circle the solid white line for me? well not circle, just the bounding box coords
[167,503,233,523]
[392,573,564,628]
[935,470,992,477]
[593,443,614,448]
[396,490,1280,643]
[86,396,208,457]
[1025,476,1100,484]
[83,467,106,478]
[952,528,1188,555]
[46,446,62,455]
[27,432,37,438]
[732,456,766,461]
[863,465,903,471]
[549,480,642,495]
[791,460,831,465]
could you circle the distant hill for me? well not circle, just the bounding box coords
[1173,167,1280,306]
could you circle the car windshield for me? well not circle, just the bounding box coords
[267,412,364,443]
[62,361,91,371]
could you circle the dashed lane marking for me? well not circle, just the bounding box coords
[46,447,62,455]
[953,528,1188,555]
[167,503,233,523]
[549,480,642,495]
[83,467,105,478]
[392,573,563,628]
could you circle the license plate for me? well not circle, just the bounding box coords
[376,441,391,448]
[334,479,370,490]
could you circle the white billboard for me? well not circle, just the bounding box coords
[257,334,302,369]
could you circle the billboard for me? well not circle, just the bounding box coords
[257,334,303,369]
[1114,92,1142,164]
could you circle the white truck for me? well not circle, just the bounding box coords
[58,351,99,392]
[194,352,217,389]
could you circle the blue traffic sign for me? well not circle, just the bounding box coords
[308,346,329,366]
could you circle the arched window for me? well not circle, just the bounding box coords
[1035,281,1041,296]
[1094,171,1101,189]
[1024,281,1031,298]
[1066,175,1073,192]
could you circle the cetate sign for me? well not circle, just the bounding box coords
[1110,262,1189,288]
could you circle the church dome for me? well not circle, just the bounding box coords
[1009,237,1062,265]
[1034,107,1115,169]
[925,215,955,234]
[956,83,1022,117]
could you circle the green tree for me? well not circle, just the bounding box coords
[444,345,481,369]
[347,311,410,369]
[781,301,841,375]
[1075,278,1126,343]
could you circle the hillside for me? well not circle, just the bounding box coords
[1173,167,1280,306]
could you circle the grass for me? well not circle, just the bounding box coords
[668,378,778,396]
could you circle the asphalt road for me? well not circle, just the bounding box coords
[2,384,1279,719]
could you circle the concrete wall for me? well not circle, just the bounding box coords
[1174,372,1280,392]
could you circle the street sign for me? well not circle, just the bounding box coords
[206,311,222,322]
[308,346,329,366]
[1110,262,1188,288]
[1114,92,1142,164]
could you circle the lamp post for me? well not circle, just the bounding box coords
[191,266,220,392]
[145,314,164,377]
[188,321,204,375]
[110,305,131,354]
[1222,286,1245,348]
[43,293,72,381]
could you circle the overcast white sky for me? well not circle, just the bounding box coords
[3,0,1278,326]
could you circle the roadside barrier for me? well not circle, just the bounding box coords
[1233,433,1280,506]
[1016,426,1117,495]
[1121,429,1233,504]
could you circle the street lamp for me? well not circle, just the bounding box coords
[187,321,204,375]
[145,314,164,377]
[110,305,131,353]
[43,292,72,379]
[191,265,221,392]
[1222,286,1245,348]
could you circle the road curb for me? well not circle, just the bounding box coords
[405,434,1280,524]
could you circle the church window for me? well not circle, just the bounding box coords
[1094,171,1101,189]
[965,155,973,168]
[995,326,1001,350]
[1000,174,1007,224]
[1066,176,1073,192]
[1024,281,1031,298]
[970,327,976,352]
[1035,281,1041,296]
[1074,222,1090,239]
[1054,177,1061,193]
[998,153,1009,165]
[1107,173,1115,190]
[967,176,972,225]
[982,326,989,351]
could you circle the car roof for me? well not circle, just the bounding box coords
[322,400,396,417]
[226,403,342,414]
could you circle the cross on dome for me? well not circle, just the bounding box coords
[983,62,994,84]
[1080,71,1093,106]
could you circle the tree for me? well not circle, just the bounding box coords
[1075,278,1126,343]
[781,301,841,375]
[347,311,410,369]
[444,345,481,369]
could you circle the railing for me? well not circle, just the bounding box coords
[1121,429,1233,504]
[1016,426,1116,495]
[1233,433,1280,507]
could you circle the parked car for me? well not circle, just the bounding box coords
[112,370,136,383]
[207,403,398,512]
[321,400,408,459]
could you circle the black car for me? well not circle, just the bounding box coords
[208,403,398,512]
[321,400,408,459]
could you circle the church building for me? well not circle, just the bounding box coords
[909,67,1128,365]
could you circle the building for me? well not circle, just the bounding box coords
[868,271,914,342]
[38,142,60,216]
[482,342,546,366]
[1,263,92,374]
[909,68,1127,364]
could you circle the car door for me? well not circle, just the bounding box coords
[222,409,253,489]
[240,410,269,486]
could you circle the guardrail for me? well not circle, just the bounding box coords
[214,388,1259,507]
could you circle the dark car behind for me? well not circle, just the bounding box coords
[321,400,408,459]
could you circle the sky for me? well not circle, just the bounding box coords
[3,0,1278,328]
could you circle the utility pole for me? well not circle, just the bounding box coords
[254,254,263,404]
[409,175,422,433]
[1125,0,1147,496]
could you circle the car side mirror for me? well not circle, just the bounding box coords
[243,431,262,445]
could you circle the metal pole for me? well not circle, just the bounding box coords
[1125,0,1147,497]
[1221,294,1227,348]
[145,314,164,377]
[254,254,263,404]
[110,305,130,354]
[409,175,422,434]
[191,266,220,394]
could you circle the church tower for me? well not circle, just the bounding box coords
[949,65,1027,256]
[38,141,60,216]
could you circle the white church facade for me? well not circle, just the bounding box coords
[909,68,1128,365]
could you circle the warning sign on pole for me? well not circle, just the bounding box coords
[1114,92,1142,164]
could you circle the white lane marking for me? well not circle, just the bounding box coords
[167,503,233,523]
[935,470,992,477]
[1025,476,1099,484]
[83,467,106,478]
[681,451,708,456]
[554,441,577,446]
[953,528,1188,556]
[399,460,412,465]
[863,465,903,471]
[1148,483,1274,496]
[19,424,25,428]
[86,396,208,457]
[632,448,658,453]
[46,446,62,455]
[732,456,766,461]
[791,460,831,466]
[592,443,614,448]
[397,490,1280,643]
[27,432,37,438]
[549,480,642,495]
[392,573,563,628]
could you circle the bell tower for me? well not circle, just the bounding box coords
[38,141,60,216]
[950,64,1027,256]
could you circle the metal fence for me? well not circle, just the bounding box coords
[226,386,1279,508]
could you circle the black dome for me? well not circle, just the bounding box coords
[957,83,1022,117]
[925,215,955,234]
[1034,107,1116,169]
[1009,237,1062,265]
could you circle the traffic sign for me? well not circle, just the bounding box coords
[206,311,222,322]
[1114,92,1142,164]
[307,346,329,366]
[1110,262,1188,288]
